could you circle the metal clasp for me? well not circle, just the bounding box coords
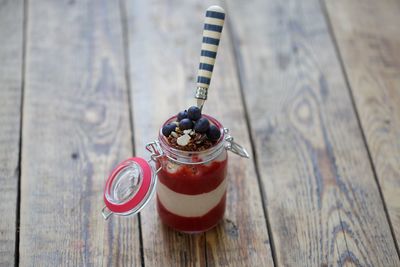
[102,206,112,220]
[145,140,163,174]
[224,128,250,158]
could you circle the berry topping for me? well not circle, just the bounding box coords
[179,118,193,130]
[177,110,188,121]
[162,123,176,137]
[164,106,222,151]
[187,106,201,121]
[194,117,210,133]
[206,125,221,141]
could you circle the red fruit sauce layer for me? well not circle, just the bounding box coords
[156,157,228,195]
[157,194,226,233]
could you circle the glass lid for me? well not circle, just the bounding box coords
[102,157,156,219]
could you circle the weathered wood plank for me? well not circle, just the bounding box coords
[325,0,400,251]
[0,0,24,265]
[124,0,274,266]
[227,0,400,265]
[19,0,141,265]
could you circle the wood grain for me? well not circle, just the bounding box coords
[124,0,274,266]
[19,0,141,265]
[227,0,400,265]
[0,0,24,265]
[325,0,400,251]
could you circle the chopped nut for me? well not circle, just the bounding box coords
[166,127,216,151]
[175,127,183,134]
[193,133,202,141]
[177,134,191,146]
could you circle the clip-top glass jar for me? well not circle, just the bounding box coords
[102,114,249,233]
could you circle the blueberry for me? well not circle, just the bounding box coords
[179,118,193,130]
[177,110,188,121]
[162,123,176,137]
[187,106,201,121]
[194,117,210,133]
[207,125,221,141]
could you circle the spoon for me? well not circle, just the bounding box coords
[195,5,226,110]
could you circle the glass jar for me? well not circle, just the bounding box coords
[155,115,228,233]
[102,114,249,234]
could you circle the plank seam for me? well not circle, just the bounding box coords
[15,0,28,265]
[119,0,145,266]
[319,0,400,258]
[224,3,277,267]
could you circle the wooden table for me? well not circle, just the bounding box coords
[1,0,399,266]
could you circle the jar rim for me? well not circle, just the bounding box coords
[158,114,226,163]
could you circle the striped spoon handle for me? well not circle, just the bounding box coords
[195,5,225,108]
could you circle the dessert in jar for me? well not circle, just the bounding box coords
[101,5,249,234]
[156,109,228,233]
[102,106,249,233]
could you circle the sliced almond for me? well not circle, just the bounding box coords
[183,129,193,135]
[177,134,191,146]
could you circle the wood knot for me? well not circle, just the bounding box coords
[225,219,239,238]
[84,104,105,124]
[294,98,312,125]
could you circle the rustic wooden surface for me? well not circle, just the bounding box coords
[0,0,23,266]
[0,0,399,266]
[325,0,400,251]
[227,0,400,265]
[19,0,141,266]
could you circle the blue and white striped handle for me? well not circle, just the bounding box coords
[196,6,225,100]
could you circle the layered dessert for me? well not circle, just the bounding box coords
[156,106,228,233]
